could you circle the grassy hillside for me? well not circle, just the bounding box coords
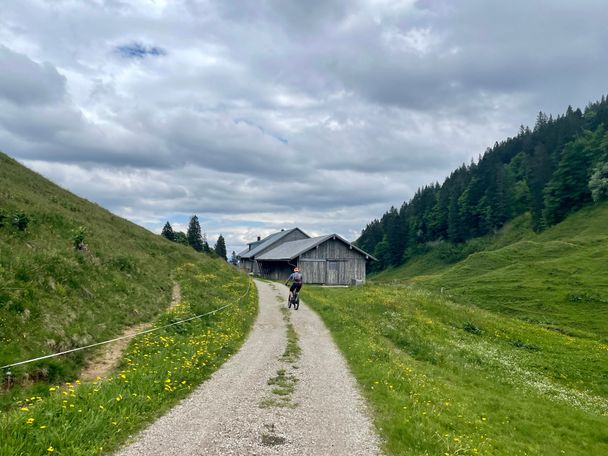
[0,150,251,390]
[373,203,608,341]
[0,151,258,454]
[304,285,608,455]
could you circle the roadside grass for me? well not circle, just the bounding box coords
[304,284,608,455]
[260,305,301,409]
[373,203,608,341]
[0,263,257,456]
[267,369,298,397]
[280,308,301,364]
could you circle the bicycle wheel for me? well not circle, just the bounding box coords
[294,297,299,310]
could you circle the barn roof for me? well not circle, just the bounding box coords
[256,233,377,261]
[237,228,308,259]
[256,235,331,260]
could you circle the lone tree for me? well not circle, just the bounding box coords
[161,221,175,242]
[214,234,227,261]
[187,215,204,252]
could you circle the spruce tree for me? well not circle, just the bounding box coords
[161,221,175,242]
[174,231,189,245]
[526,144,553,232]
[543,128,601,225]
[372,238,390,271]
[447,195,462,243]
[187,215,204,252]
[214,234,227,261]
[202,231,211,253]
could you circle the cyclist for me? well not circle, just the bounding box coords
[285,266,303,303]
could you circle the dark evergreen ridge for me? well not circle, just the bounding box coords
[357,95,608,272]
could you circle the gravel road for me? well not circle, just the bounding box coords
[115,279,381,456]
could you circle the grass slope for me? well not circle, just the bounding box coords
[374,203,608,341]
[0,151,258,454]
[0,151,198,382]
[304,285,608,455]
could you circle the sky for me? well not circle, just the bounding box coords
[1,0,607,256]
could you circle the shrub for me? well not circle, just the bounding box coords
[71,226,87,250]
[11,211,29,231]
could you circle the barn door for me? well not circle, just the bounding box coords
[327,260,339,284]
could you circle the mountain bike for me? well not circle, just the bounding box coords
[288,289,300,310]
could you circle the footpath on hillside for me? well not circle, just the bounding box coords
[115,279,381,456]
[81,283,183,381]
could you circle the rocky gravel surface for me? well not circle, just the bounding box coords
[115,279,381,456]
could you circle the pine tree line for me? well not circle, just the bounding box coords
[357,95,608,272]
[160,215,228,261]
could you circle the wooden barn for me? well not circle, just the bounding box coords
[238,229,376,285]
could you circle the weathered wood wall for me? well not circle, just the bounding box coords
[299,238,367,285]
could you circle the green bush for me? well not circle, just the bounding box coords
[0,210,29,231]
[12,211,29,231]
[70,226,87,250]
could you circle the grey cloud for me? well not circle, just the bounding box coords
[215,0,349,33]
[0,46,66,105]
[306,0,608,114]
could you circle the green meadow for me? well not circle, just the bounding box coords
[375,203,608,341]
[304,203,608,455]
[305,285,608,455]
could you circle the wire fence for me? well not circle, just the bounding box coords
[1,279,252,373]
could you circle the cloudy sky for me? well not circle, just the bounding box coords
[1,0,607,255]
